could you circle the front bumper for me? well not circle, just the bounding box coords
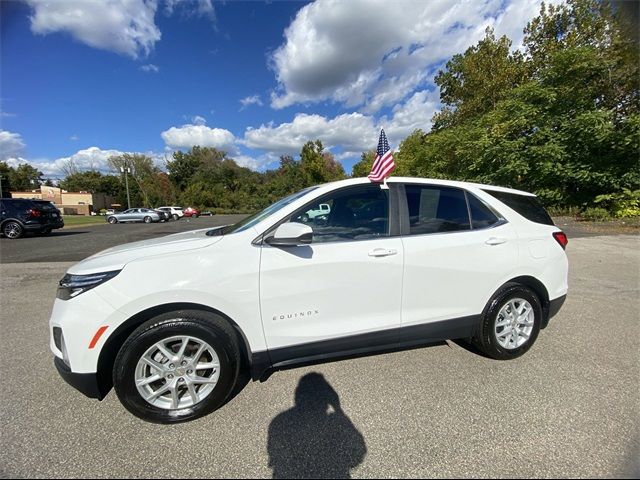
[54,357,106,400]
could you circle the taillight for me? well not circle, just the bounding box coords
[27,208,42,218]
[553,231,568,250]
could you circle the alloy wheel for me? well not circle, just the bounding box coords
[494,298,535,350]
[134,335,220,410]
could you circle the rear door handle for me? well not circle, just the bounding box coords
[485,237,507,246]
[368,248,398,257]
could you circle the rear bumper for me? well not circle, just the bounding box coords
[54,356,105,400]
[24,219,64,231]
[542,294,566,329]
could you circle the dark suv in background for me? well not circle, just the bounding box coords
[0,198,64,239]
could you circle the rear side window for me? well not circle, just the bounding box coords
[405,185,470,234]
[5,200,31,211]
[33,201,56,211]
[483,190,554,226]
[467,193,501,229]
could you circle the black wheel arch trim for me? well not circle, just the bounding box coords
[96,302,253,398]
[499,276,555,328]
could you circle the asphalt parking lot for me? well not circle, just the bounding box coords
[0,218,638,478]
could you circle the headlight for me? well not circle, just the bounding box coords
[57,270,120,300]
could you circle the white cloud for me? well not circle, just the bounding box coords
[5,146,169,177]
[239,95,264,110]
[26,0,161,59]
[140,63,159,73]
[164,0,215,21]
[270,0,556,111]
[161,123,238,154]
[243,112,378,156]
[70,134,79,141]
[191,115,206,126]
[4,147,123,176]
[25,0,220,59]
[232,155,260,171]
[0,130,26,161]
[383,89,441,143]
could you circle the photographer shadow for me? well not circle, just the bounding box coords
[267,372,367,479]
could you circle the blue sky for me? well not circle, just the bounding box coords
[0,0,557,178]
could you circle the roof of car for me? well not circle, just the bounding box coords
[321,177,536,197]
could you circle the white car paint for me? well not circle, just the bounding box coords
[50,177,568,390]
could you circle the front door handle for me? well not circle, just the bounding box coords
[368,248,398,257]
[485,237,507,246]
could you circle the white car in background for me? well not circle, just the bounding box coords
[157,206,184,221]
[50,177,568,423]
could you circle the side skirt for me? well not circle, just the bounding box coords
[250,315,479,382]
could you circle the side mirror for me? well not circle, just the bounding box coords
[265,222,313,247]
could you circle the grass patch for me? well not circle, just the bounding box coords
[62,215,108,227]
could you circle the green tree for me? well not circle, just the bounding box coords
[7,164,43,191]
[351,151,376,177]
[433,28,527,130]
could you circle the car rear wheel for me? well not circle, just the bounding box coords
[144,216,152,223]
[108,216,118,224]
[2,221,23,239]
[39,228,52,236]
[473,284,542,360]
[113,310,241,423]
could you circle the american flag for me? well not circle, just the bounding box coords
[368,129,395,182]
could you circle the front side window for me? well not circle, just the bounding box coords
[217,186,319,235]
[289,185,389,243]
[405,185,470,235]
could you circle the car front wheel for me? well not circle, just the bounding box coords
[113,310,241,423]
[473,284,542,360]
[143,216,152,223]
[173,214,179,221]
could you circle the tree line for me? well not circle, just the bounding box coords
[1,0,637,217]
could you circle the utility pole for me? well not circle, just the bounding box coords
[0,173,3,198]
[120,166,131,209]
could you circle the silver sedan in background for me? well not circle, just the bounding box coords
[106,208,161,224]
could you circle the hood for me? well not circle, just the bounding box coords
[68,227,225,275]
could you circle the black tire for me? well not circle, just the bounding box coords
[473,283,542,360]
[193,214,199,218]
[173,214,179,221]
[108,216,118,224]
[2,221,23,239]
[39,228,52,236]
[113,310,241,424]
[143,216,152,224]
[301,214,310,223]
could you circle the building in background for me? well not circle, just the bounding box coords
[10,186,116,215]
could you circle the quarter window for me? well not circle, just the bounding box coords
[405,185,470,234]
[467,193,501,229]
[289,185,389,243]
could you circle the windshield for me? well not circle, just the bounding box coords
[208,186,318,236]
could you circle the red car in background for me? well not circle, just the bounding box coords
[183,207,200,218]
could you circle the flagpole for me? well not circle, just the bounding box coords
[380,177,389,190]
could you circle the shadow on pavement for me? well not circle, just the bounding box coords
[267,372,366,479]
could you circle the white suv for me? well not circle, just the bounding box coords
[157,206,184,220]
[50,177,568,423]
